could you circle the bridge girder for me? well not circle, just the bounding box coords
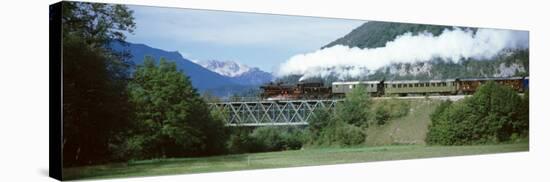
[208,99,341,126]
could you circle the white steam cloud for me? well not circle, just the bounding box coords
[275,28,528,80]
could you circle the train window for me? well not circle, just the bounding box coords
[392,84,396,88]
[398,84,401,88]
[431,83,435,87]
[335,85,339,88]
[443,83,447,86]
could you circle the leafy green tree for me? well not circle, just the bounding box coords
[126,57,227,159]
[334,85,372,128]
[307,86,371,146]
[426,82,528,145]
[61,2,135,166]
[425,100,454,144]
[308,108,332,142]
[62,2,135,48]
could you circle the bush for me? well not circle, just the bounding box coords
[314,121,366,146]
[250,127,306,151]
[373,99,410,125]
[227,127,306,153]
[335,124,366,146]
[426,82,529,145]
[227,128,262,153]
[374,106,390,125]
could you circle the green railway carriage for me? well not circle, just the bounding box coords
[384,79,457,96]
[332,81,383,97]
[262,77,526,100]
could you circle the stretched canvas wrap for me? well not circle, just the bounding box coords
[50,1,530,180]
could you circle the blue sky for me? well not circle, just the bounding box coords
[125,5,365,72]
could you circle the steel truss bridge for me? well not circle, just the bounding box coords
[208,99,341,126]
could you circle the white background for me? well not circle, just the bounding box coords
[0,0,548,181]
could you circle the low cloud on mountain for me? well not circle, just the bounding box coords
[275,28,529,81]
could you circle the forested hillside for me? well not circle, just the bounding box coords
[368,49,529,80]
[323,21,461,49]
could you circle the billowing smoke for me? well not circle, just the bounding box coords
[275,28,529,81]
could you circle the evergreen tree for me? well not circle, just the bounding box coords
[334,85,372,128]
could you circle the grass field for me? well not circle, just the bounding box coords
[367,98,440,145]
[63,142,528,180]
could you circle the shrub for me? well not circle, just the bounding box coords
[227,126,307,153]
[315,121,366,146]
[227,128,262,153]
[372,99,410,125]
[250,126,306,151]
[374,106,390,125]
[335,124,366,146]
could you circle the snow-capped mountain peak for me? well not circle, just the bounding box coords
[199,60,252,77]
[198,60,273,85]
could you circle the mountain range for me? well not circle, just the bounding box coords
[111,42,272,97]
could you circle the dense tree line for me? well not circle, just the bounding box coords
[426,82,529,145]
[62,2,135,166]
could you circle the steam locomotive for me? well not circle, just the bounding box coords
[260,77,529,100]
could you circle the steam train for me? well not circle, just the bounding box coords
[260,77,529,100]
